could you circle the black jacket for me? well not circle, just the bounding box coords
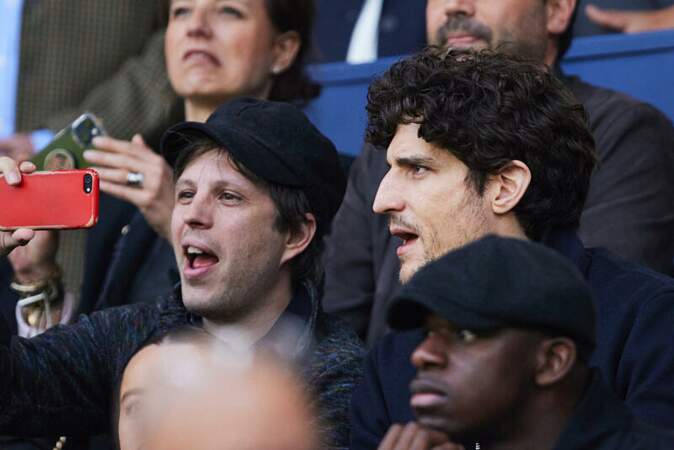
[0,283,363,449]
[552,373,674,450]
[323,77,674,347]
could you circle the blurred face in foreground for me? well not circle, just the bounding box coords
[118,337,316,450]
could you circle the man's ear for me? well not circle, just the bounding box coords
[534,338,577,386]
[280,213,316,266]
[270,31,301,75]
[487,160,531,215]
[546,0,577,36]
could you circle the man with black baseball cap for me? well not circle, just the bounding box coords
[379,236,674,450]
[0,98,363,449]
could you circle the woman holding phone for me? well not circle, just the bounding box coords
[8,0,321,322]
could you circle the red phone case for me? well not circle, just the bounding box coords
[0,170,99,230]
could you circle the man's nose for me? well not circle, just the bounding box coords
[181,194,214,229]
[411,333,448,370]
[373,171,405,214]
[440,0,476,17]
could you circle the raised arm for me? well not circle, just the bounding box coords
[0,302,160,436]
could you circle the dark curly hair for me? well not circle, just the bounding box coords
[366,47,597,240]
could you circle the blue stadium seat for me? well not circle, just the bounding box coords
[305,30,674,156]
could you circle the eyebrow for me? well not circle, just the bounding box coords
[393,155,435,167]
[215,0,250,4]
[175,178,253,197]
[175,179,196,190]
[120,388,145,404]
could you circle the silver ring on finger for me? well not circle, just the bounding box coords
[126,171,144,188]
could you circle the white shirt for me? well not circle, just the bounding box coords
[346,0,385,64]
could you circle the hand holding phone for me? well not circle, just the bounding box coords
[0,157,37,255]
[0,169,100,230]
[32,113,107,171]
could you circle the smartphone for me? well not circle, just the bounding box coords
[0,170,99,230]
[32,113,107,171]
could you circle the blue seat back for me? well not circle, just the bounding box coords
[305,30,674,156]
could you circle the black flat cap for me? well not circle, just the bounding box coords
[160,98,346,235]
[388,235,596,359]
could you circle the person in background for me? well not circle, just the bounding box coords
[323,0,674,347]
[576,0,674,35]
[378,236,674,450]
[313,0,426,63]
[117,327,318,450]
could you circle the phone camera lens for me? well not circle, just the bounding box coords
[84,174,93,194]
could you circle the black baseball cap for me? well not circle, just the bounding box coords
[160,98,346,235]
[388,235,596,359]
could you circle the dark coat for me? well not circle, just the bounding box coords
[353,371,674,450]
[0,283,364,450]
[323,76,674,346]
[93,211,176,311]
[349,230,674,449]
[552,374,674,450]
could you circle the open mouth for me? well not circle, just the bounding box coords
[396,231,418,245]
[390,227,419,256]
[184,245,219,270]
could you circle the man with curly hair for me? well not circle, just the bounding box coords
[324,0,674,346]
[346,47,674,449]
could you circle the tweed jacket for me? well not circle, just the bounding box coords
[16,0,181,144]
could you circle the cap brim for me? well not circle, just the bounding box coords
[161,122,303,187]
[161,122,221,168]
[387,294,505,332]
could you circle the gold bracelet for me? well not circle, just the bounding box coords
[10,267,63,297]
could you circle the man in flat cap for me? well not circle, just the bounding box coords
[348,48,674,449]
[0,98,362,449]
[379,236,674,450]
